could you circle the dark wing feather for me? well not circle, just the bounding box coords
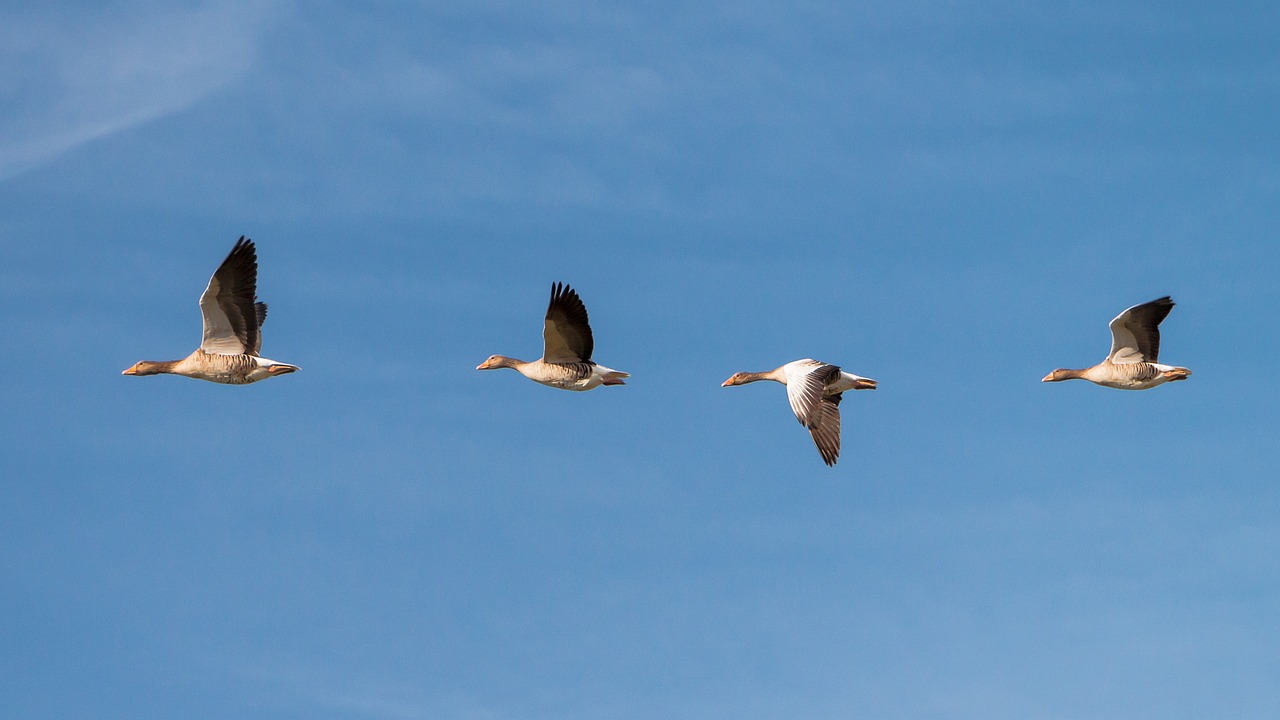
[808,393,842,466]
[542,282,594,363]
[253,302,268,354]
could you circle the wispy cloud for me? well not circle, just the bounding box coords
[0,2,280,182]
[241,659,504,720]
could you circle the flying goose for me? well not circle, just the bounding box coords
[122,237,298,384]
[477,282,629,391]
[722,359,877,466]
[1042,296,1190,390]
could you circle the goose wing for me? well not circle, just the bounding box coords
[542,282,594,363]
[1107,296,1174,364]
[199,237,266,356]
[807,394,843,466]
[783,360,840,427]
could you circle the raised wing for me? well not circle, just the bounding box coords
[783,360,840,428]
[199,237,263,356]
[807,394,843,466]
[1107,296,1174,364]
[542,282,594,364]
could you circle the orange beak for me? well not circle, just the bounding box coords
[122,366,138,375]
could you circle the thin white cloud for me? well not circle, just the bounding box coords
[0,2,280,182]
[241,659,503,720]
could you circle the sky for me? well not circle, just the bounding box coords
[3,1,1280,718]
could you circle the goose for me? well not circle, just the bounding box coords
[1042,296,1190,390]
[477,282,629,391]
[722,359,877,466]
[122,237,299,384]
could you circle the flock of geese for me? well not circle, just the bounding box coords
[123,238,1194,466]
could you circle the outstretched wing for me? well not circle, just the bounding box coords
[542,282,594,363]
[199,237,262,356]
[1108,296,1174,364]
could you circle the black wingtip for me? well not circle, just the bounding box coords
[223,236,257,266]
[1137,296,1176,326]
[818,446,838,466]
[549,281,584,309]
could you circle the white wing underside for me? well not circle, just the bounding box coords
[1107,310,1145,365]
[779,359,844,466]
[783,360,833,427]
[199,275,248,355]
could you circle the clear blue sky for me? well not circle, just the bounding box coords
[3,2,1279,718]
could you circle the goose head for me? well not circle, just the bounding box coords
[1042,368,1083,382]
[477,355,517,371]
[722,371,763,387]
[122,360,174,376]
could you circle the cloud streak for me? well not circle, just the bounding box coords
[0,2,279,182]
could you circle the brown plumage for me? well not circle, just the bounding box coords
[1042,296,1190,390]
[542,282,593,364]
[477,282,629,391]
[122,237,298,384]
[722,359,877,467]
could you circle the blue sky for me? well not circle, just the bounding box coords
[3,2,1279,718]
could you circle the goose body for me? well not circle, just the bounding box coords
[1042,296,1190,390]
[722,359,877,467]
[122,237,298,384]
[477,282,629,391]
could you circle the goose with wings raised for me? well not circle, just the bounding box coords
[122,237,298,384]
[722,359,877,466]
[1042,296,1191,390]
[476,282,629,391]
